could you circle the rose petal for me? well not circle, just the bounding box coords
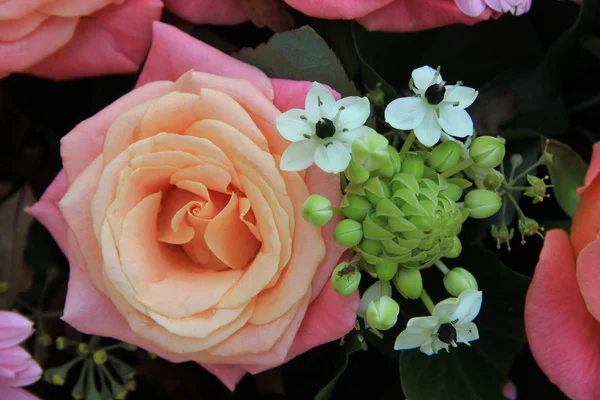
[525,230,600,400]
[577,235,600,325]
[571,171,600,256]
[578,142,600,195]
[0,387,39,400]
[164,0,248,25]
[200,364,247,391]
[0,11,47,41]
[0,0,53,19]
[0,312,33,350]
[283,0,395,19]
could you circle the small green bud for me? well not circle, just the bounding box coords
[38,334,52,348]
[464,189,502,219]
[352,131,390,171]
[366,296,399,331]
[94,349,108,365]
[376,146,402,178]
[364,177,392,205]
[518,218,544,244]
[483,169,504,192]
[443,267,478,296]
[345,160,370,184]
[302,195,333,227]
[524,175,551,204]
[46,367,68,386]
[400,153,425,179]
[393,267,422,299]
[374,260,398,281]
[360,239,382,256]
[445,236,462,258]
[510,153,523,169]
[341,194,372,221]
[428,141,462,172]
[55,337,68,351]
[77,343,89,355]
[469,136,506,169]
[441,183,463,201]
[334,219,363,247]
[366,82,385,109]
[331,262,361,296]
[491,224,514,250]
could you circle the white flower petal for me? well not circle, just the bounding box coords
[305,82,336,121]
[314,141,351,174]
[484,0,505,12]
[455,322,480,344]
[454,0,488,16]
[443,85,478,109]
[384,97,427,130]
[336,125,375,151]
[358,281,390,317]
[394,330,432,350]
[405,316,440,334]
[279,139,319,172]
[419,338,436,355]
[334,96,371,131]
[276,109,315,142]
[413,108,442,147]
[451,289,482,325]
[412,66,443,93]
[437,106,474,138]
[432,297,459,322]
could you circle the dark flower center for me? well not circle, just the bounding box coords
[425,84,446,105]
[315,118,336,139]
[437,323,457,344]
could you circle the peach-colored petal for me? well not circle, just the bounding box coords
[525,230,600,400]
[137,22,274,101]
[578,142,600,195]
[0,11,46,41]
[38,0,117,17]
[25,0,163,80]
[577,235,600,325]
[0,0,53,20]
[164,0,248,25]
[283,0,395,19]
[571,175,600,257]
[357,0,492,32]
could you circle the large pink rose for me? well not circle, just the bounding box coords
[164,0,530,32]
[525,143,600,400]
[27,21,358,390]
[0,0,163,80]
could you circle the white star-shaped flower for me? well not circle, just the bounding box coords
[277,82,374,174]
[384,66,478,147]
[394,289,482,355]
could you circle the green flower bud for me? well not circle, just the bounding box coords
[334,219,363,247]
[94,349,108,365]
[524,175,551,204]
[375,260,398,281]
[366,295,399,331]
[364,177,392,205]
[441,183,463,201]
[352,131,390,171]
[301,195,333,227]
[0,281,7,294]
[345,160,370,184]
[393,267,423,299]
[77,343,89,355]
[491,224,514,250]
[38,334,52,348]
[510,153,523,169]
[55,337,68,351]
[376,146,402,178]
[360,238,382,256]
[45,366,68,386]
[445,236,462,258]
[464,189,502,219]
[428,141,462,172]
[483,169,504,192]
[341,194,372,221]
[400,153,425,178]
[469,136,506,169]
[443,267,478,297]
[331,262,361,296]
[518,217,544,244]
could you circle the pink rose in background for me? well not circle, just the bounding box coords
[165,0,531,32]
[0,311,42,400]
[0,0,163,80]
[27,21,358,390]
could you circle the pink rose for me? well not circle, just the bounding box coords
[27,21,358,390]
[525,143,600,400]
[0,311,42,400]
[165,0,531,32]
[0,0,163,80]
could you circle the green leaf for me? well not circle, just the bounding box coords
[579,35,600,61]
[236,26,359,97]
[546,139,588,217]
[314,333,364,400]
[400,248,530,400]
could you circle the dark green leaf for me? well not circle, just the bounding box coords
[236,26,359,96]
[400,249,530,400]
[545,139,588,217]
[314,333,364,400]
[579,35,600,61]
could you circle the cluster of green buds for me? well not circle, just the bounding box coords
[302,130,506,333]
[44,336,137,400]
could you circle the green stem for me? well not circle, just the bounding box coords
[381,282,392,298]
[434,260,450,275]
[501,193,507,226]
[569,93,600,115]
[505,186,531,191]
[368,328,384,339]
[40,311,63,319]
[503,184,527,220]
[400,131,415,154]
[88,336,101,351]
[441,158,475,179]
[14,297,34,312]
[99,343,127,353]
[420,290,435,314]
[510,161,541,185]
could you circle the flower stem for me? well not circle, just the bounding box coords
[381,282,392,298]
[400,131,415,154]
[569,93,600,115]
[441,158,475,179]
[368,328,384,339]
[434,260,450,275]
[510,161,541,185]
[505,186,531,191]
[502,183,527,220]
[420,289,435,314]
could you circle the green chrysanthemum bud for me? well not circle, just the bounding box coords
[445,236,462,258]
[400,153,425,179]
[444,267,478,296]
[428,141,462,172]
[469,136,506,169]
[302,195,333,227]
[524,175,551,204]
[491,224,514,250]
[375,260,398,281]
[393,267,423,300]
[352,131,390,171]
[364,177,392,205]
[360,238,382,256]
[442,183,463,201]
[334,219,363,247]
[483,169,504,192]
[366,295,399,331]
[341,194,372,221]
[464,189,502,219]
[518,218,544,244]
[331,262,361,296]
[376,146,402,178]
[345,159,370,184]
